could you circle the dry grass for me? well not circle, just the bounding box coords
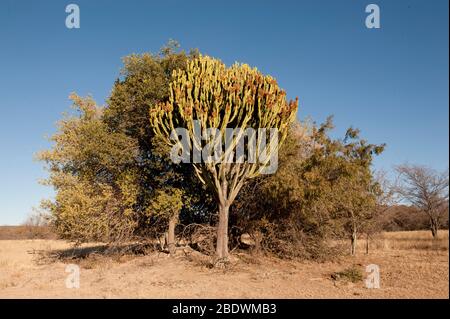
[0,226,56,240]
[360,230,449,252]
[0,230,448,298]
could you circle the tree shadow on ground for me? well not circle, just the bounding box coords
[32,242,161,265]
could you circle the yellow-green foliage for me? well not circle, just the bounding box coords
[151,55,297,153]
[150,55,299,203]
[148,188,184,220]
[38,94,140,243]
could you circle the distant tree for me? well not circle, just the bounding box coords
[150,55,298,260]
[376,205,431,231]
[360,170,396,254]
[23,208,51,227]
[395,164,449,238]
[303,121,385,255]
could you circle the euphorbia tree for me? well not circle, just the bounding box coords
[150,56,298,259]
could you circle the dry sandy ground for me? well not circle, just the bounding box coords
[0,237,448,299]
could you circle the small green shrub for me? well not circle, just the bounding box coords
[332,266,363,283]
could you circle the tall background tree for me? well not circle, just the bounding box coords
[105,41,208,235]
[330,126,385,255]
[39,42,210,244]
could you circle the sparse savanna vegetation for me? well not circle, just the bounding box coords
[0,230,447,298]
[0,42,448,299]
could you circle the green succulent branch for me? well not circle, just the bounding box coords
[150,55,298,259]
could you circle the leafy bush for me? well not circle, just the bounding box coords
[332,266,363,283]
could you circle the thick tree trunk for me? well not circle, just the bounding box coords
[430,218,438,239]
[167,214,177,256]
[216,202,230,260]
[350,231,357,256]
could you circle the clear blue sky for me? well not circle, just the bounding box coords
[0,0,448,225]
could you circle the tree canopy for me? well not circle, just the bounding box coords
[38,42,390,260]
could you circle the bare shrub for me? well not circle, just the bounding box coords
[0,225,56,240]
[23,209,50,227]
[243,218,343,261]
[180,224,216,256]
